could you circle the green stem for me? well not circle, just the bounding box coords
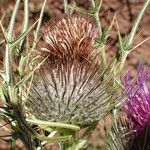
[35,133,71,143]
[95,11,102,39]
[119,51,129,72]
[100,43,107,67]
[26,118,80,131]
[5,44,11,83]
[89,0,102,39]
[119,0,150,72]
[14,109,71,147]
[125,0,150,49]
[5,0,21,84]
[22,0,29,33]
[62,133,78,150]
[19,0,29,51]
[7,0,21,41]
[91,0,106,67]
[89,0,95,8]
[32,0,47,50]
[64,0,68,14]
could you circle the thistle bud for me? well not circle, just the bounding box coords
[26,15,116,127]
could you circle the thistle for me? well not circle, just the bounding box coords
[123,66,150,132]
[105,66,150,150]
[105,116,150,150]
[26,15,117,127]
[0,0,150,149]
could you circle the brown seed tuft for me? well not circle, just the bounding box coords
[39,14,99,65]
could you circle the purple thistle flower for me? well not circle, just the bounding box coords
[123,65,150,132]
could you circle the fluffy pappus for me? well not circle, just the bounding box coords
[39,14,99,64]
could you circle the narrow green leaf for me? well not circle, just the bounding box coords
[19,0,29,51]
[22,0,29,34]
[125,0,150,49]
[7,0,21,41]
[9,20,38,49]
[5,44,11,83]
[0,21,9,44]
[26,118,80,131]
[32,0,47,50]
[35,133,71,143]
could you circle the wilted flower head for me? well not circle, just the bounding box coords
[123,65,150,132]
[26,15,116,126]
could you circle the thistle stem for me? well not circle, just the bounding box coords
[64,0,68,14]
[92,0,102,39]
[5,44,11,83]
[89,0,95,8]
[62,133,78,150]
[32,0,47,50]
[91,0,106,67]
[7,0,21,41]
[100,43,107,67]
[120,0,150,71]
[119,51,129,72]
[26,118,80,131]
[19,0,29,51]
[5,0,21,84]
[125,0,150,49]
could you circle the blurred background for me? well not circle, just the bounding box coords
[0,0,150,149]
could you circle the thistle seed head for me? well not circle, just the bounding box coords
[26,15,116,126]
